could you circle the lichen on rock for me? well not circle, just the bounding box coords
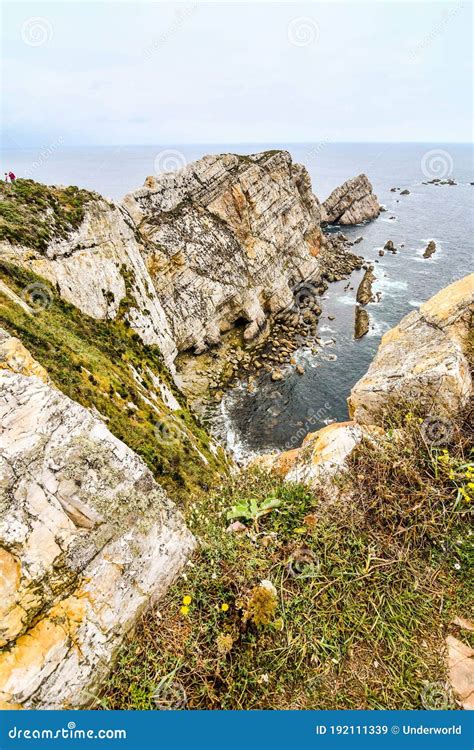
[0,338,195,708]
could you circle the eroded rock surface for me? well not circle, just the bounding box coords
[123,151,324,354]
[0,338,195,708]
[322,174,380,225]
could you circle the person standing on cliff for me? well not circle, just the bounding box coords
[8,171,16,182]
[4,172,9,183]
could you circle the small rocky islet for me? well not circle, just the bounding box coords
[0,152,472,709]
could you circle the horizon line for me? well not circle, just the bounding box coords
[2,140,473,150]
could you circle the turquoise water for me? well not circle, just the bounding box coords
[1,142,473,455]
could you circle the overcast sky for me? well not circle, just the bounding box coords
[1,1,472,147]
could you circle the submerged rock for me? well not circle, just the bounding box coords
[354,305,370,339]
[321,174,380,225]
[423,240,437,259]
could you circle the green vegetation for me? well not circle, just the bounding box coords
[100,404,472,709]
[0,179,97,252]
[0,261,227,499]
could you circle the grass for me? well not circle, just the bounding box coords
[99,403,472,709]
[0,261,228,500]
[0,178,97,252]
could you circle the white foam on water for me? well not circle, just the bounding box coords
[367,317,391,338]
[372,276,408,294]
[336,295,357,306]
[408,299,423,308]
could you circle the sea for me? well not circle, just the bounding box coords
[2,142,473,459]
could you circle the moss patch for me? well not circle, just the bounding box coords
[0,179,97,253]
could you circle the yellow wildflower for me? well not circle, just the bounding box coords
[182,595,192,606]
[180,605,190,616]
[221,603,229,612]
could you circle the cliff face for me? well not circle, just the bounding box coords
[0,330,195,709]
[0,152,325,368]
[123,151,323,352]
[0,195,179,372]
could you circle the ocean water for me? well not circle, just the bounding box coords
[2,142,473,457]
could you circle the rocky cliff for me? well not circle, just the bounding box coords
[0,152,328,370]
[255,274,473,486]
[0,330,195,709]
[0,154,380,379]
[123,151,325,353]
[322,174,380,225]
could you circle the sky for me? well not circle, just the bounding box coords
[1,1,472,147]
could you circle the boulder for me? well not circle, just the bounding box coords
[321,174,380,225]
[423,240,437,259]
[348,275,474,424]
[354,306,370,339]
[0,338,195,709]
[252,422,382,488]
[356,267,376,305]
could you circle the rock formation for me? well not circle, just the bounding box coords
[349,274,473,424]
[356,267,376,305]
[0,330,195,708]
[423,240,437,259]
[122,151,324,353]
[354,305,370,339]
[255,274,473,486]
[321,174,380,225]
[254,421,376,486]
[0,155,383,373]
[384,240,396,253]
